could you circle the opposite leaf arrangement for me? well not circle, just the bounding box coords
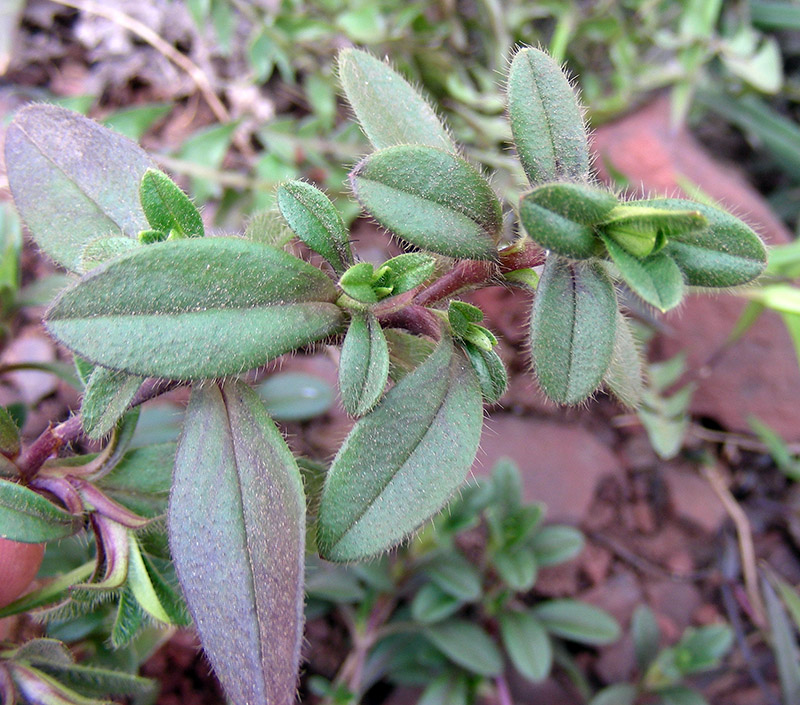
[0,47,765,705]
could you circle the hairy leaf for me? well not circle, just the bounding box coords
[422,551,482,602]
[525,183,618,225]
[500,609,552,682]
[519,196,601,260]
[350,146,501,260]
[462,342,507,403]
[5,105,154,272]
[277,180,352,274]
[169,381,305,705]
[317,336,483,561]
[79,237,139,273]
[0,480,81,542]
[602,236,684,312]
[637,199,767,287]
[529,257,617,404]
[339,312,390,417]
[338,48,455,152]
[46,237,343,379]
[140,169,204,239]
[507,48,589,185]
[81,367,143,440]
[8,664,114,705]
[378,253,436,295]
[603,312,644,408]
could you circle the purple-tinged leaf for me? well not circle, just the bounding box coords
[169,380,305,705]
[5,105,154,273]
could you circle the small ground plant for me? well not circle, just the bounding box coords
[0,47,766,704]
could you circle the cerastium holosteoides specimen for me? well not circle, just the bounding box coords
[0,47,765,704]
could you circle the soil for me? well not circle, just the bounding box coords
[1,4,798,705]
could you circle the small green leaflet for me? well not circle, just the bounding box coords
[500,609,553,682]
[277,180,352,274]
[317,335,483,561]
[529,257,617,404]
[139,169,204,239]
[339,311,390,417]
[80,367,144,440]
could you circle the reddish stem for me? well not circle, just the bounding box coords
[377,305,441,339]
[414,239,546,308]
[15,378,178,482]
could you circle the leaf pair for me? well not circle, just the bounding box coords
[341,49,501,261]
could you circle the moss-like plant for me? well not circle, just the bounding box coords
[0,47,765,704]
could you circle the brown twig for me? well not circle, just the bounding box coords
[702,464,766,627]
[48,0,230,124]
[15,378,179,482]
[413,239,546,308]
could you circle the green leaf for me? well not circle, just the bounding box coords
[589,684,638,705]
[8,664,114,705]
[603,312,644,408]
[379,253,436,295]
[102,103,171,140]
[277,180,352,275]
[244,209,294,249]
[534,599,621,645]
[500,609,553,682]
[78,236,140,274]
[127,535,187,625]
[601,205,707,258]
[763,575,800,705]
[602,236,685,312]
[258,373,334,422]
[385,329,435,382]
[492,546,538,591]
[339,262,380,304]
[45,238,343,380]
[636,199,767,287]
[350,145,501,260]
[317,336,483,561]
[529,257,617,404]
[632,605,661,671]
[169,381,306,705]
[0,479,81,542]
[417,672,469,705]
[657,686,710,705]
[339,312,390,417]
[424,620,503,676]
[111,587,146,649]
[16,641,155,701]
[519,195,602,260]
[139,169,204,239]
[80,367,143,440]
[95,444,173,519]
[5,105,154,272]
[507,47,590,185]
[422,551,482,602]
[462,342,507,403]
[0,406,20,459]
[338,48,455,153]
[411,584,464,624]
[530,525,584,567]
[525,183,619,225]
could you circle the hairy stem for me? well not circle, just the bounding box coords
[414,238,546,307]
[15,378,179,482]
